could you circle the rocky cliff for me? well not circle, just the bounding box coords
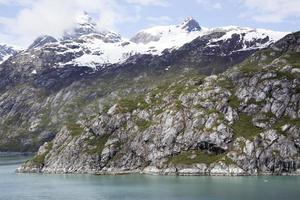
[18,32,300,176]
[0,44,20,64]
[0,19,282,152]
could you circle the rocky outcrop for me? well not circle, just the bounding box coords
[0,44,20,64]
[17,32,300,175]
[180,18,201,32]
[28,35,58,49]
[0,22,282,152]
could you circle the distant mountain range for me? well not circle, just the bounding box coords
[0,12,288,69]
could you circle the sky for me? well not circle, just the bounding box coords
[0,0,299,47]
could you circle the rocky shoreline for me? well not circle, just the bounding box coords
[16,165,300,176]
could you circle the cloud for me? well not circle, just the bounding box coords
[196,0,223,10]
[147,16,172,26]
[126,0,170,7]
[0,0,35,6]
[0,0,136,46]
[240,0,300,23]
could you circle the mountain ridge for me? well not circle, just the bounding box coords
[17,31,300,175]
[0,13,299,176]
[12,13,288,70]
[0,44,21,64]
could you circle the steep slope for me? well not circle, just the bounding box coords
[1,18,287,90]
[0,15,289,153]
[0,44,20,64]
[131,22,286,51]
[18,32,300,175]
[9,15,287,71]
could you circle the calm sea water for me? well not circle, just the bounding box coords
[1,154,300,200]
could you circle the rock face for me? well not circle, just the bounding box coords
[0,27,281,152]
[130,17,201,44]
[0,17,287,150]
[63,11,99,40]
[28,35,58,49]
[0,13,296,175]
[0,44,20,64]
[180,18,202,32]
[17,32,300,176]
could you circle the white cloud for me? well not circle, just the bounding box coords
[0,0,35,6]
[0,0,136,46]
[147,16,172,26]
[196,0,223,10]
[241,0,300,23]
[126,0,170,7]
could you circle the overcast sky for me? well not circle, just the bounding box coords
[0,0,299,47]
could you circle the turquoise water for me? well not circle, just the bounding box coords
[1,155,300,200]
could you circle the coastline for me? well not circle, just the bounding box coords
[16,165,300,177]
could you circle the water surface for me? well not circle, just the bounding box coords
[1,154,300,200]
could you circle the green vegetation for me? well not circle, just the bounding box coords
[239,64,261,74]
[32,142,53,165]
[217,78,234,90]
[171,84,186,97]
[117,95,149,113]
[206,109,225,121]
[85,135,110,155]
[136,119,152,132]
[114,74,205,115]
[277,71,295,80]
[223,156,236,166]
[37,105,56,131]
[2,114,22,130]
[296,86,300,94]
[154,108,164,115]
[0,114,40,152]
[175,100,184,110]
[232,114,262,139]
[247,98,267,107]
[103,103,112,113]
[117,98,139,113]
[207,109,219,115]
[66,121,84,137]
[152,76,203,98]
[31,154,47,165]
[284,52,300,68]
[228,95,240,108]
[168,151,225,165]
[237,49,279,74]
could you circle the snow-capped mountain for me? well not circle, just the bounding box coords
[28,35,58,49]
[131,22,288,54]
[9,13,288,71]
[63,11,97,40]
[131,17,202,44]
[205,26,288,52]
[62,11,122,42]
[0,44,20,64]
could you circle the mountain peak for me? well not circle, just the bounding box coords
[28,35,58,49]
[75,11,95,27]
[63,12,97,40]
[179,17,201,32]
[0,43,19,64]
[63,11,120,42]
